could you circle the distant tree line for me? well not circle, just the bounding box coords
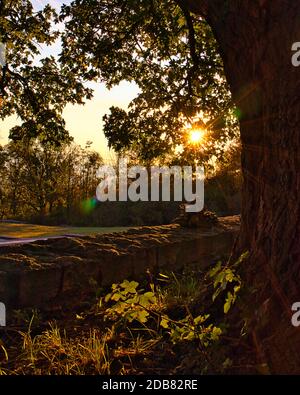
[0,137,241,226]
[0,139,102,222]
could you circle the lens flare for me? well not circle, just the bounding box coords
[81,197,98,214]
[189,129,205,145]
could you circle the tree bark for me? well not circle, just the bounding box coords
[188,0,300,373]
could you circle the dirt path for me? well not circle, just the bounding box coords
[0,235,83,247]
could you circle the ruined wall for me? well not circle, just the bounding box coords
[0,217,240,309]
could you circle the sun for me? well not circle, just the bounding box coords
[188,128,206,145]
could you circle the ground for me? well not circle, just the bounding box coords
[0,223,130,239]
[0,217,253,375]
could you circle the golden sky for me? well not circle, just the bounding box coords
[0,81,139,159]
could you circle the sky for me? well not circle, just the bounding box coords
[0,0,139,159]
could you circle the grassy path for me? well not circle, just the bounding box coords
[0,223,130,239]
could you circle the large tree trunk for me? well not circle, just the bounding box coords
[188,0,300,373]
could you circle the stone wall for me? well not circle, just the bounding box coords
[0,216,240,309]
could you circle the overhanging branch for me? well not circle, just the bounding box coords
[175,0,199,68]
[182,0,210,17]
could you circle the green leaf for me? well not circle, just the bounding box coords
[211,326,222,340]
[120,280,139,294]
[194,315,209,325]
[111,293,123,302]
[212,287,222,302]
[223,358,233,369]
[224,292,235,314]
[139,292,157,307]
[160,317,170,329]
[134,310,149,324]
[158,273,169,279]
[234,251,249,267]
[209,262,222,278]
[104,293,112,303]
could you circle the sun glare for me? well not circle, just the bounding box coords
[189,129,205,145]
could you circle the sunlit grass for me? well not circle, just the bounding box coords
[14,324,112,375]
[0,223,130,239]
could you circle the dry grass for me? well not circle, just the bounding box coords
[1,325,112,375]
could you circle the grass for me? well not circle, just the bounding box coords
[17,324,112,375]
[0,223,130,239]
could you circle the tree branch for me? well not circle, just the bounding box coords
[6,66,39,112]
[175,0,199,68]
[182,0,210,17]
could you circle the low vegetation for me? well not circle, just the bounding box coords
[0,254,256,375]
